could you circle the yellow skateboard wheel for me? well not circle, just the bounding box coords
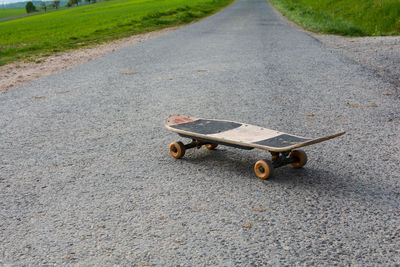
[254,160,274,179]
[290,150,308,168]
[205,143,218,150]
[169,141,185,159]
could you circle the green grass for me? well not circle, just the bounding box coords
[269,0,400,36]
[0,0,233,66]
[0,8,26,19]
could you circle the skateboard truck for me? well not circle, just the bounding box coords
[251,150,308,179]
[169,138,308,180]
[169,138,219,160]
[183,139,206,150]
[270,151,304,168]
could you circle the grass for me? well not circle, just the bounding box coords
[269,0,400,36]
[0,0,233,66]
[0,8,26,19]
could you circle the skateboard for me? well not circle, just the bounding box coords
[165,115,345,179]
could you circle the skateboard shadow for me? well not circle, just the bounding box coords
[276,167,397,207]
[181,148,258,179]
[181,149,397,206]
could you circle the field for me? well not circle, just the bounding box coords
[269,0,400,36]
[0,8,25,19]
[0,0,233,66]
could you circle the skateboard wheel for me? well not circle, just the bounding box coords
[254,160,274,179]
[205,143,218,150]
[169,141,185,159]
[290,150,308,168]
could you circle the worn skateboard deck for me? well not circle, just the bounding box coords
[165,115,345,153]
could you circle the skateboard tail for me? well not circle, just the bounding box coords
[224,130,346,152]
[286,131,346,150]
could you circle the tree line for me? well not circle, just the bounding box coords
[25,0,97,13]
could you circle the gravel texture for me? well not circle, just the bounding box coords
[0,0,399,265]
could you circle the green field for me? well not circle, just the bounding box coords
[0,0,233,66]
[0,8,25,19]
[269,0,400,36]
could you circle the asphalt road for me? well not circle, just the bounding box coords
[1,0,399,265]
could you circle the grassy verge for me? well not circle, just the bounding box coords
[0,6,95,23]
[269,0,400,36]
[0,0,233,66]
[0,8,26,19]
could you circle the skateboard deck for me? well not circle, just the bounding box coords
[165,115,345,179]
[165,115,344,152]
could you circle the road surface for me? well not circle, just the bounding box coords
[1,0,399,265]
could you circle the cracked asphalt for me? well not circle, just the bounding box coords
[0,0,399,265]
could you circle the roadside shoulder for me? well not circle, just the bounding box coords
[0,26,180,94]
[269,0,400,97]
